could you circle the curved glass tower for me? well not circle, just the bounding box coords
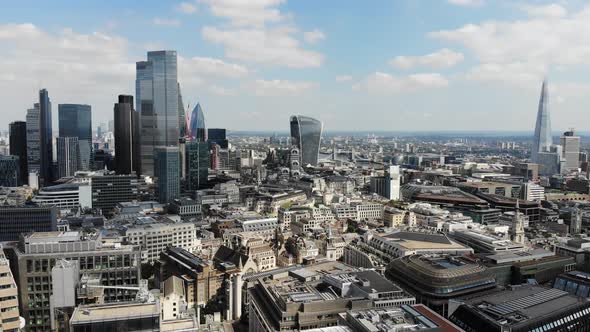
[532,80,552,162]
[290,115,323,166]
[189,103,206,142]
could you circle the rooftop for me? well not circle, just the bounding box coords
[70,302,158,324]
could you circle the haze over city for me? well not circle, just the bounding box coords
[2,0,590,131]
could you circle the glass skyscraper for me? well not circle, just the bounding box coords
[26,105,40,178]
[155,146,180,204]
[532,80,552,163]
[189,103,206,142]
[114,95,141,176]
[57,136,79,178]
[136,50,180,176]
[39,89,53,186]
[186,141,209,190]
[58,104,92,171]
[9,121,28,185]
[290,115,323,166]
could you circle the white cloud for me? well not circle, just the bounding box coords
[153,18,182,27]
[179,56,249,78]
[389,48,464,70]
[246,79,317,96]
[464,62,547,86]
[335,75,353,82]
[447,0,484,7]
[208,85,237,96]
[176,2,198,14]
[200,0,285,27]
[521,4,567,19]
[430,6,590,67]
[0,23,134,126]
[303,29,325,44]
[200,0,323,68]
[202,26,323,68]
[353,72,449,94]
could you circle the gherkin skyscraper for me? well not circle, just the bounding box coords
[532,80,552,163]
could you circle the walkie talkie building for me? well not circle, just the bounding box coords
[290,115,323,167]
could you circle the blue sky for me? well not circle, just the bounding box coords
[1,0,590,132]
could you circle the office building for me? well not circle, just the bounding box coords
[32,183,92,212]
[126,222,198,263]
[70,302,158,332]
[113,95,141,175]
[290,115,323,166]
[0,206,57,241]
[208,128,228,149]
[561,129,581,172]
[186,141,209,191]
[532,80,552,163]
[56,137,79,179]
[178,83,186,138]
[90,173,139,214]
[522,181,545,201]
[345,304,463,332]
[12,231,141,332]
[248,262,416,331]
[136,50,179,176]
[9,121,27,185]
[0,156,20,187]
[38,89,54,186]
[387,254,496,316]
[26,105,40,179]
[154,146,180,204]
[158,247,224,308]
[189,102,206,142]
[371,165,401,200]
[450,285,590,332]
[58,104,92,171]
[0,245,20,332]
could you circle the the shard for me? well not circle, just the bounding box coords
[189,103,206,142]
[532,80,552,163]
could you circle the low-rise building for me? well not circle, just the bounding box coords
[125,221,199,263]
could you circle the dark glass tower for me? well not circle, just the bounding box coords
[207,128,228,149]
[9,121,28,185]
[57,136,79,178]
[39,89,53,186]
[290,115,323,166]
[186,142,209,190]
[136,50,179,176]
[178,83,186,138]
[154,146,180,204]
[58,104,92,171]
[189,103,206,142]
[114,95,141,176]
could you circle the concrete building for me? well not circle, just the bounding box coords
[11,231,141,332]
[387,254,496,316]
[561,129,581,172]
[249,262,415,331]
[69,302,159,332]
[90,172,139,214]
[32,183,92,213]
[0,245,20,332]
[125,221,199,263]
[450,284,590,332]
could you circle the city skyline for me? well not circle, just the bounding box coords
[2,1,590,131]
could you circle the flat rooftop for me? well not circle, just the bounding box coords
[70,302,158,324]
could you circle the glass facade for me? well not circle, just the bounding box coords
[56,136,79,178]
[9,121,28,185]
[136,50,179,176]
[189,103,206,142]
[186,142,209,191]
[0,155,20,187]
[532,80,552,163]
[39,89,53,186]
[154,146,180,204]
[114,95,141,175]
[58,104,92,171]
[26,106,40,177]
[290,115,323,166]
